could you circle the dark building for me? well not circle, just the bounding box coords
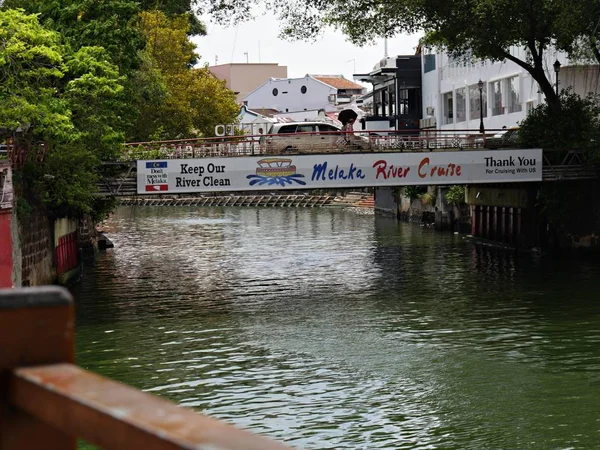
[354,55,422,134]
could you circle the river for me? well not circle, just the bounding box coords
[71,206,600,449]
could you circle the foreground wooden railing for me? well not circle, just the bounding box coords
[0,287,292,449]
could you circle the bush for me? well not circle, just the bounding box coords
[445,185,466,205]
[404,185,427,200]
[519,91,600,161]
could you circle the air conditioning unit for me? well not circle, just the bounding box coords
[420,117,437,129]
[426,106,435,116]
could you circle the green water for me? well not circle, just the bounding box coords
[72,206,600,449]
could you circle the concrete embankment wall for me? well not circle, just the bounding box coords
[375,186,469,232]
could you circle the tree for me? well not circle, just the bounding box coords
[130,10,238,140]
[2,0,145,75]
[200,0,599,110]
[0,9,124,219]
[0,9,72,142]
[138,0,206,35]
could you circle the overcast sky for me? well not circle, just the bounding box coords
[192,13,423,81]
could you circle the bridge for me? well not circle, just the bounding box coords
[98,129,596,197]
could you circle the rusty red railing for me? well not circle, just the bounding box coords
[55,232,78,275]
[0,287,293,450]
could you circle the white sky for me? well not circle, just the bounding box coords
[192,13,423,81]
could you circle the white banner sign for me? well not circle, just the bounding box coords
[137,149,543,194]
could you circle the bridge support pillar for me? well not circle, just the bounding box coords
[466,185,538,248]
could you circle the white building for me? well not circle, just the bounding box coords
[421,47,600,132]
[242,75,366,114]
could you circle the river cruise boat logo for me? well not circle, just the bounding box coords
[247,158,306,186]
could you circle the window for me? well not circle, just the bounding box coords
[455,87,466,122]
[526,101,534,116]
[492,80,504,116]
[424,54,436,73]
[277,125,297,133]
[318,124,339,133]
[506,76,522,113]
[469,83,487,120]
[272,88,278,96]
[297,124,315,133]
[301,85,307,94]
[442,92,453,125]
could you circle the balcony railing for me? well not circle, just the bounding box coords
[0,287,293,450]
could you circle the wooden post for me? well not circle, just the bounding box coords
[491,206,497,241]
[515,208,522,247]
[470,205,477,236]
[507,207,514,244]
[485,206,491,239]
[0,287,76,450]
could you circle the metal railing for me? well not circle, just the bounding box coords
[121,129,495,161]
[0,287,293,450]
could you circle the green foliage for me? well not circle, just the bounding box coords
[419,192,436,206]
[404,185,427,200]
[519,91,600,160]
[445,185,466,205]
[122,145,166,161]
[5,0,145,75]
[0,9,73,141]
[0,10,124,220]
[64,46,127,160]
[198,0,600,107]
[128,10,239,140]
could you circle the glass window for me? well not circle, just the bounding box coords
[506,76,522,114]
[272,88,278,96]
[442,92,453,125]
[297,124,315,133]
[277,125,297,133]
[469,83,487,120]
[455,88,466,122]
[318,124,339,133]
[492,80,504,116]
[424,55,436,73]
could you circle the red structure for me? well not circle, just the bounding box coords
[0,211,12,288]
[55,232,78,275]
[0,161,13,288]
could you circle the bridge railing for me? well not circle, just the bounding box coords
[0,287,293,450]
[121,129,497,161]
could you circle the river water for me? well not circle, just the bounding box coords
[71,206,600,449]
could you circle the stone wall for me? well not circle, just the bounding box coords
[18,212,54,286]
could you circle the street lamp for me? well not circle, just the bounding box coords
[478,79,485,134]
[553,60,561,96]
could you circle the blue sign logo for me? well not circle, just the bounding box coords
[146,161,168,169]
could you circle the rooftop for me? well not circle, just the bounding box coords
[312,75,365,90]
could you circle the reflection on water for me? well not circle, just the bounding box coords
[72,206,600,449]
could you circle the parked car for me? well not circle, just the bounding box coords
[264,121,369,153]
[484,127,520,149]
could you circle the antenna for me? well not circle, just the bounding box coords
[243,52,249,63]
[347,59,356,73]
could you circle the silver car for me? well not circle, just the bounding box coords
[264,122,368,153]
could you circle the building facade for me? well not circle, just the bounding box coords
[421,48,600,132]
[209,63,288,103]
[354,55,423,134]
[242,75,366,114]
